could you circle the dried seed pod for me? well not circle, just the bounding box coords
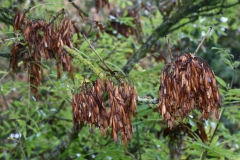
[159,54,221,129]
[11,9,77,98]
[72,78,138,145]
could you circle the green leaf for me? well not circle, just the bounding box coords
[27,125,38,134]
[215,76,226,87]
[224,97,240,103]
[121,2,126,8]
[18,120,27,139]
[223,58,232,67]
[211,47,220,50]
[0,70,8,74]
[210,135,219,146]
[80,40,88,51]
[227,89,240,95]
[9,112,20,120]
[189,118,196,127]
[73,33,78,44]
[232,61,240,69]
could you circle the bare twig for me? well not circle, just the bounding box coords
[121,0,240,74]
[200,108,225,160]
[168,16,198,33]
[136,116,141,160]
[200,47,239,159]
[155,0,167,20]
[0,52,11,58]
[81,33,114,76]
[166,36,173,64]
[63,45,104,79]
[0,69,12,83]
[193,27,212,55]
[231,70,235,88]
[0,61,23,83]
[222,1,240,8]
[68,0,89,17]
[137,96,158,104]
[121,0,192,74]
[47,8,65,27]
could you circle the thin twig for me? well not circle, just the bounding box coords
[0,61,23,83]
[81,33,113,74]
[155,0,166,20]
[121,0,240,74]
[168,16,198,33]
[0,52,11,58]
[166,36,173,64]
[136,115,141,160]
[121,0,193,74]
[222,1,240,8]
[63,45,104,79]
[201,53,240,159]
[203,55,239,160]
[0,69,12,83]
[137,96,158,104]
[194,27,212,56]
[27,61,31,119]
[47,8,65,27]
[230,69,235,88]
[68,0,89,17]
[200,108,225,160]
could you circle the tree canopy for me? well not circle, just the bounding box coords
[0,0,240,159]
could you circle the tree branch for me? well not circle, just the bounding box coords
[137,96,158,104]
[155,0,167,20]
[121,0,193,74]
[168,16,198,33]
[68,0,89,17]
[121,0,240,74]
[0,52,11,58]
[63,45,104,79]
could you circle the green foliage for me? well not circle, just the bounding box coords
[0,0,240,159]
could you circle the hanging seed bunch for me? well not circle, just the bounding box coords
[10,9,79,98]
[72,78,138,145]
[72,79,109,135]
[158,53,221,129]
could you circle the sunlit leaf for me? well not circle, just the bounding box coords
[215,76,227,87]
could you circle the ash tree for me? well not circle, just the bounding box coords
[0,0,240,159]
